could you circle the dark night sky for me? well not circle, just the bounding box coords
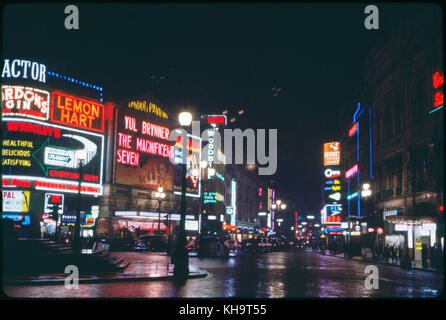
[2,3,433,214]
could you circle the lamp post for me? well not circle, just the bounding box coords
[174,111,192,280]
[155,187,166,240]
[271,200,286,235]
[73,149,86,254]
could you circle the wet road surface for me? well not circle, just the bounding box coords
[3,250,443,298]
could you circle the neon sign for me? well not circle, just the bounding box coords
[51,92,104,132]
[127,100,168,119]
[431,72,444,113]
[347,192,358,200]
[345,164,358,178]
[324,168,340,178]
[323,142,340,166]
[349,122,358,137]
[2,59,46,83]
[2,118,104,195]
[2,86,50,120]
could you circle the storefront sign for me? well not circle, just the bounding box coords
[383,209,400,221]
[185,220,199,231]
[394,224,408,232]
[2,85,50,120]
[2,190,30,212]
[117,219,167,231]
[51,92,104,132]
[323,142,340,166]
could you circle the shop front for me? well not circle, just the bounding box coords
[386,216,437,261]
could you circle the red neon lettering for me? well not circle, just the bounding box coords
[7,121,61,138]
[116,149,140,166]
[433,72,444,89]
[118,132,133,149]
[124,116,137,132]
[434,92,444,107]
[51,92,104,132]
[141,121,169,140]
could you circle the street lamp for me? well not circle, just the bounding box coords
[73,149,86,254]
[270,199,286,233]
[155,187,166,240]
[174,111,192,280]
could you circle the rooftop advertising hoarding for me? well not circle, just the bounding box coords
[113,98,175,191]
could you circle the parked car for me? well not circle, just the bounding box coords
[133,235,167,252]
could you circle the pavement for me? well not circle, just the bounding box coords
[3,250,443,298]
[315,249,441,273]
[4,251,207,286]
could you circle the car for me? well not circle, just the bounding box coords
[133,235,167,252]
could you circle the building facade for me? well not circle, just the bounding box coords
[362,6,443,261]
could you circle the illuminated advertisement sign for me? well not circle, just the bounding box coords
[117,219,167,231]
[231,179,237,226]
[325,204,342,216]
[114,110,174,191]
[324,168,341,178]
[185,220,199,231]
[44,193,64,214]
[2,190,30,212]
[432,71,444,112]
[200,114,227,126]
[345,164,358,179]
[51,92,105,132]
[349,123,358,137]
[2,118,104,195]
[203,192,224,204]
[173,134,201,197]
[323,142,340,166]
[2,59,46,83]
[2,85,50,121]
[127,100,168,119]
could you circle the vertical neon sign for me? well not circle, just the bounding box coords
[231,179,237,226]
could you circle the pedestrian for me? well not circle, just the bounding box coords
[391,246,397,263]
[384,245,390,264]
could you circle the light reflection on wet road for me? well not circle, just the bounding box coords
[3,250,443,298]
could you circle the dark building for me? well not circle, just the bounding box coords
[361,5,443,262]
